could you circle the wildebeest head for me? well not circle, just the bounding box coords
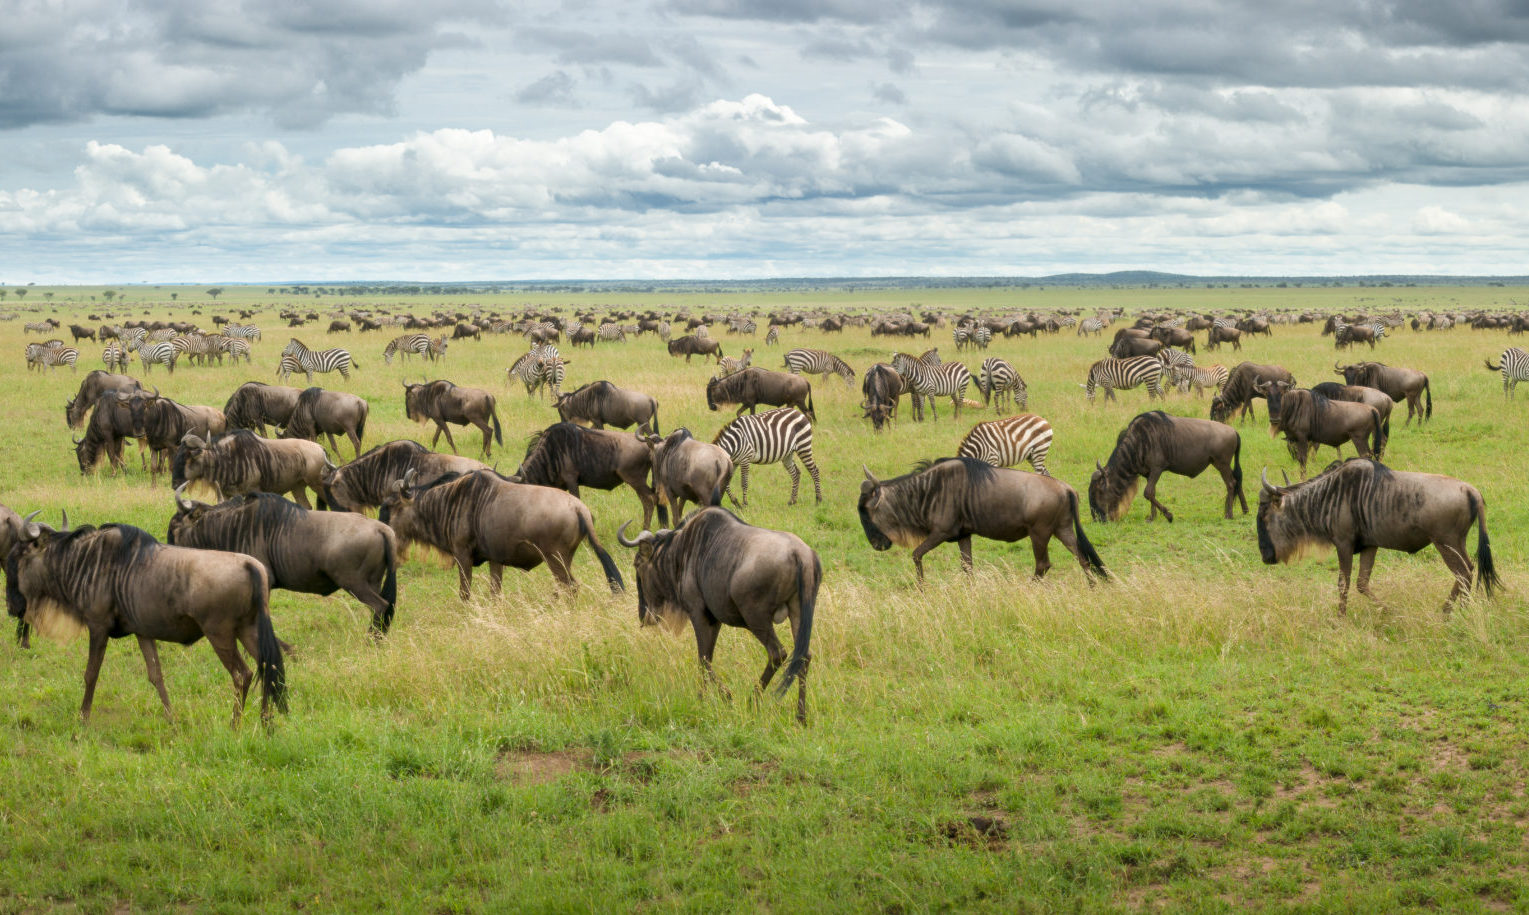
[402,382,428,423]
[1254,380,1295,430]
[171,433,212,489]
[1088,459,1137,522]
[1334,362,1370,386]
[1255,467,1302,565]
[857,466,895,551]
[616,520,681,626]
[165,484,212,545]
[6,510,67,643]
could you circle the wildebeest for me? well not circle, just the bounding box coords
[706,367,815,419]
[1149,325,1196,352]
[403,380,503,458]
[1088,411,1246,522]
[616,507,817,724]
[380,469,623,596]
[281,387,369,460]
[169,489,399,635]
[1310,382,1394,450]
[858,458,1106,582]
[74,389,149,475]
[515,423,661,530]
[69,324,97,343]
[172,430,331,509]
[1109,333,1165,359]
[1205,324,1242,351]
[667,334,724,363]
[1334,362,1432,425]
[1210,362,1295,424]
[1257,459,1498,614]
[643,428,733,525]
[5,515,285,725]
[222,382,305,435]
[65,370,142,429]
[452,322,481,340]
[1259,382,1381,477]
[127,395,228,480]
[860,362,910,430]
[319,440,487,513]
[554,380,660,435]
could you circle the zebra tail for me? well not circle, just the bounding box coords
[1424,378,1432,420]
[1485,358,1501,371]
[1069,490,1108,580]
[1473,491,1500,595]
[771,551,818,706]
[577,511,624,593]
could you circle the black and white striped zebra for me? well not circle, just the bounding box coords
[102,343,129,372]
[1173,364,1228,396]
[976,357,1027,412]
[23,321,54,334]
[711,407,821,506]
[597,322,626,343]
[716,347,754,378]
[783,348,855,385]
[429,337,448,362]
[1082,356,1164,402]
[139,341,179,374]
[1157,347,1195,385]
[764,326,780,346]
[146,328,177,343]
[24,341,59,370]
[221,323,262,342]
[957,414,1053,475]
[1077,317,1106,337]
[892,352,972,419]
[42,345,79,371]
[213,336,252,364]
[970,326,992,349]
[1485,347,1529,398]
[281,338,357,381]
[172,333,219,366]
[383,333,431,364]
[727,317,757,335]
[118,327,147,352]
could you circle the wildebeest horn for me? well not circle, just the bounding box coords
[21,510,42,540]
[59,510,68,532]
[324,459,338,472]
[150,386,159,398]
[1333,362,1342,373]
[1281,470,1291,487]
[617,520,640,547]
[1261,467,1276,493]
[72,435,82,446]
[181,433,205,449]
[173,483,193,511]
[862,465,877,486]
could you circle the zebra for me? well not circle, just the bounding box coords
[1082,356,1164,403]
[102,343,129,372]
[506,345,565,397]
[970,326,992,350]
[139,341,179,374]
[1077,317,1106,337]
[1157,347,1195,380]
[953,325,973,349]
[222,323,262,342]
[716,348,754,378]
[764,326,779,346]
[1485,347,1529,398]
[711,408,822,506]
[976,357,1027,413]
[1173,364,1229,397]
[783,348,855,385]
[656,321,672,341]
[118,327,147,352]
[24,341,60,371]
[281,338,357,381]
[383,333,431,364]
[42,345,79,371]
[212,336,252,364]
[956,414,1053,476]
[727,318,757,335]
[429,337,448,362]
[892,351,972,419]
[171,333,219,366]
[23,321,54,334]
[597,322,626,343]
[146,328,177,343]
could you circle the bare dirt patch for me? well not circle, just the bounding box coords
[495,749,587,785]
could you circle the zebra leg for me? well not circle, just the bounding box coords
[735,460,750,506]
[782,454,801,505]
[801,449,822,503]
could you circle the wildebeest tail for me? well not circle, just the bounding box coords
[805,387,815,419]
[1424,377,1433,420]
[379,531,398,632]
[491,406,503,447]
[250,564,288,714]
[1068,490,1108,579]
[577,511,624,593]
[1471,491,1500,595]
[772,551,818,702]
[650,404,660,437]
[1231,433,1243,492]
[1368,410,1383,459]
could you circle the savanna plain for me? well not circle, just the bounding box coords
[2,283,1529,913]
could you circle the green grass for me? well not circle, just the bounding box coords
[2,286,1529,912]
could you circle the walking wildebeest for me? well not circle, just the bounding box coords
[1257,459,1498,614]
[858,458,1106,582]
[403,380,503,458]
[1210,362,1295,424]
[616,507,817,724]
[281,387,369,460]
[169,489,399,635]
[1310,382,1393,453]
[1334,362,1432,425]
[319,440,487,514]
[1259,383,1382,477]
[643,428,734,525]
[65,370,142,429]
[69,324,97,343]
[706,367,815,419]
[5,515,285,725]
[1205,324,1242,351]
[1088,411,1246,523]
[380,469,623,596]
[223,382,305,436]
[172,430,331,509]
[515,423,662,530]
[667,334,724,363]
[554,380,661,435]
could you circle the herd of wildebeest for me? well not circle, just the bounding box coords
[3,300,1526,728]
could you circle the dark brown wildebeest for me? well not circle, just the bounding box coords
[1257,459,1498,614]
[569,325,596,348]
[129,395,228,480]
[1334,323,1378,349]
[169,489,398,635]
[1334,361,1432,425]
[320,440,487,513]
[5,515,285,725]
[1088,411,1245,523]
[380,469,623,596]
[74,390,150,475]
[616,507,818,724]
[281,387,369,460]
[1110,333,1165,359]
[667,334,724,363]
[1205,324,1243,351]
[69,324,97,343]
[1236,316,1272,336]
[1259,383,1382,477]
[403,380,503,458]
[643,428,733,525]
[172,430,331,509]
[1311,382,1393,452]
[706,367,814,419]
[858,458,1107,583]
[555,380,660,435]
[65,370,142,429]
[860,362,911,430]
[222,382,305,436]
[515,422,661,530]
[1210,362,1295,424]
[327,320,351,333]
[1149,325,1196,352]
[451,322,480,340]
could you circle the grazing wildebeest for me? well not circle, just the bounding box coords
[706,367,815,419]
[172,430,331,509]
[643,428,733,525]
[169,489,398,635]
[65,370,142,429]
[451,322,480,340]
[5,516,285,725]
[380,469,623,596]
[1311,382,1393,452]
[128,395,228,480]
[860,362,910,430]
[403,380,503,458]
[616,508,818,724]
[1257,459,1498,614]
[858,458,1106,582]
[222,382,305,435]
[1110,334,1165,359]
[515,423,661,530]
[554,380,661,435]
[1259,383,1381,477]
[1088,411,1246,523]
[1205,324,1242,351]
[1210,362,1295,424]
[319,440,487,513]
[1334,362,1432,425]
[1149,325,1196,352]
[667,335,724,363]
[281,387,369,460]
[74,390,148,475]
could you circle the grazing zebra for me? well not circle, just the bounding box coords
[507,350,551,396]
[1158,347,1194,376]
[656,321,672,341]
[1485,347,1529,398]
[597,322,626,343]
[212,336,252,364]
[221,323,262,342]
[23,321,54,334]
[1077,317,1106,337]
[1082,356,1164,403]
[118,327,147,352]
[716,348,754,377]
[102,343,129,372]
[892,352,972,419]
[139,341,179,374]
[957,414,1053,475]
[281,338,357,381]
[712,408,821,506]
[383,333,431,364]
[727,318,757,335]
[429,337,448,362]
[24,341,59,370]
[783,348,855,385]
[42,345,79,371]
[1173,364,1229,396]
[970,326,992,349]
[171,333,219,366]
[764,326,780,346]
[976,357,1027,413]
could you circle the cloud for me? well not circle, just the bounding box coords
[516,71,579,105]
[873,83,907,105]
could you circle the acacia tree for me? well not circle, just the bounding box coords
[207,287,223,300]
[14,289,26,300]
[102,290,116,302]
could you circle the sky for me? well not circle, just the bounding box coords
[3,0,1529,283]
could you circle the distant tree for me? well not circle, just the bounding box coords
[170,293,178,301]
[0,290,7,301]
[101,290,115,302]
[13,289,26,300]
[42,292,53,300]
[206,287,223,300]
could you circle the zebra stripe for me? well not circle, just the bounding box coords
[783,348,855,385]
[1083,356,1163,403]
[101,343,129,372]
[42,346,79,370]
[892,352,972,419]
[429,337,448,362]
[139,341,179,374]
[1488,347,1529,398]
[716,348,754,377]
[118,328,147,352]
[1077,317,1106,336]
[282,338,356,381]
[213,337,252,364]
[597,322,626,342]
[957,414,1053,475]
[383,333,431,364]
[764,326,779,346]
[1172,364,1228,396]
[976,357,1027,413]
[712,408,821,506]
[221,324,262,341]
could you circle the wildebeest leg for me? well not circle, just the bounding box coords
[453,550,474,599]
[632,479,657,529]
[1351,429,1370,460]
[909,534,949,583]
[349,430,362,461]
[439,423,459,455]
[136,635,173,721]
[80,629,111,721]
[782,454,801,505]
[957,536,974,573]
[1356,547,1380,601]
[207,634,253,727]
[487,561,504,596]
[290,487,312,510]
[1334,543,1354,615]
[751,622,788,703]
[545,552,577,592]
[475,420,493,458]
[325,432,341,454]
[1434,540,1474,612]
[1143,468,1173,522]
[1030,533,1053,579]
[692,616,731,700]
[1215,456,1246,517]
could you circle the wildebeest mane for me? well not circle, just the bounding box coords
[907,456,997,484]
[282,387,326,439]
[519,423,619,485]
[560,380,613,414]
